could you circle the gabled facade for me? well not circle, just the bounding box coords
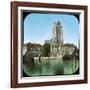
[23,43,43,57]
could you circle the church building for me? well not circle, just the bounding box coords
[50,21,76,58]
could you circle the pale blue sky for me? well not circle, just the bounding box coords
[24,13,79,46]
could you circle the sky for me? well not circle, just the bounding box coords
[24,13,79,47]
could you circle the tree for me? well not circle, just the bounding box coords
[43,43,50,57]
[73,47,79,60]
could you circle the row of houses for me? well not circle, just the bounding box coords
[23,42,43,57]
[50,43,77,57]
[23,42,78,58]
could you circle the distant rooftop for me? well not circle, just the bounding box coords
[24,42,42,48]
[62,43,76,48]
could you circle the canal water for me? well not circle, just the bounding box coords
[23,59,79,77]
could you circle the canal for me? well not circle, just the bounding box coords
[23,58,79,77]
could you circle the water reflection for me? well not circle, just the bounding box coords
[23,59,79,77]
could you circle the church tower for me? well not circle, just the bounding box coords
[53,21,63,45]
[51,21,63,57]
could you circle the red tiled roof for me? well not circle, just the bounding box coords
[62,43,76,47]
[31,44,42,48]
[24,42,42,48]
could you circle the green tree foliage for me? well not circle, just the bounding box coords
[43,43,50,57]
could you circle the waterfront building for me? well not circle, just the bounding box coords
[23,42,43,57]
[50,21,77,57]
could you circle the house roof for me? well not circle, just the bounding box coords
[24,42,42,48]
[62,43,76,48]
